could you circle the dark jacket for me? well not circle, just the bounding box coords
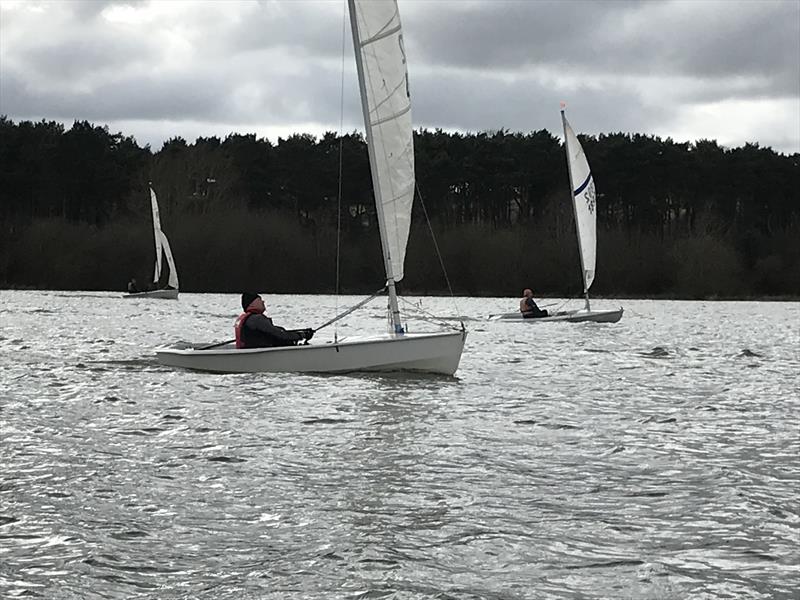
[239,313,303,348]
[522,297,549,318]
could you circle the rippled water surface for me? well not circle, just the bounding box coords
[1,291,798,599]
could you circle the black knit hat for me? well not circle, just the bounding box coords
[241,292,260,311]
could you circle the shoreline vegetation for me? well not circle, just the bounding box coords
[1,117,798,299]
[0,284,798,303]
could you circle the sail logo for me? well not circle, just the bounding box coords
[585,179,596,214]
[574,173,595,214]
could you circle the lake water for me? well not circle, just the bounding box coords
[1,291,798,599]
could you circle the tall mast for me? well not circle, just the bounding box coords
[561,107,591,311]
[348,0,404,333]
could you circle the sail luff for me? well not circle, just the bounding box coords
[349,0,414,333]
[561,110,596,301]
[150,186,163,285]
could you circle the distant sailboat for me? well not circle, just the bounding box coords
[490,106,622,323]
[124,185,179,300]
[155,0,466,374]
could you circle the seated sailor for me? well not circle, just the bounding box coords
[234,292,314,349]
[519,288,548,318]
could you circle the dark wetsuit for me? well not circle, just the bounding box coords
[236,313,303,349]
[522,297,549,318]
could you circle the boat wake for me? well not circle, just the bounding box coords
[79,358,164,371]
[738,348,763,358]
[640,347,671,359]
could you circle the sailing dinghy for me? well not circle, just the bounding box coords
[490,107,622,323]
[155,0,466,375]
[124,185,179,300]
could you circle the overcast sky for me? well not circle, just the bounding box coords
[1,0,798,154]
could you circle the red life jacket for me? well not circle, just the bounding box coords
[234,309,261,349]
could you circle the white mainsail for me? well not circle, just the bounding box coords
[349,0,414,285]
[150,186,164,285]
[561,111,596,295]
[150,185,179,290]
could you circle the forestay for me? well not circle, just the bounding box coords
[350,0,414,282]
[562,114,596,293]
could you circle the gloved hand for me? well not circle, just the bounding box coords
[302,328,314,341]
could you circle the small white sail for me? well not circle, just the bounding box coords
[561,113,596,293]
[349,0,414,283]
[150,186,164,286]
[150,185,178,291]
[159,230,179,289]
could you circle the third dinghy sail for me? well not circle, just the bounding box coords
[124,184,179,300]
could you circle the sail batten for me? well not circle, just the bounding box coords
[359,22,402,46]
[371,101,411,127]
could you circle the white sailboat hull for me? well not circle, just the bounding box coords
[489,307,623,323]
[153,3,466,376]
[155,330,466,375]
[123,289,179,300]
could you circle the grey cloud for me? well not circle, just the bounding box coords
[216,1,344,61]
[66,0,123,20]
[669,74,800,105]
[1,67,233,123]
[667,2,799,79]
[18,32,160,82]
[15,0,121,22]
[406,1,636,70]
[0,0,797,154]
[2,1,161,84]
[410,69,671,139]
[0,50,362,129]
[406,0,799,98]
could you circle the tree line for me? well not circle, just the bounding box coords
[1,116,798,298]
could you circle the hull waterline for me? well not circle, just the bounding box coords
[123,289,179,300]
